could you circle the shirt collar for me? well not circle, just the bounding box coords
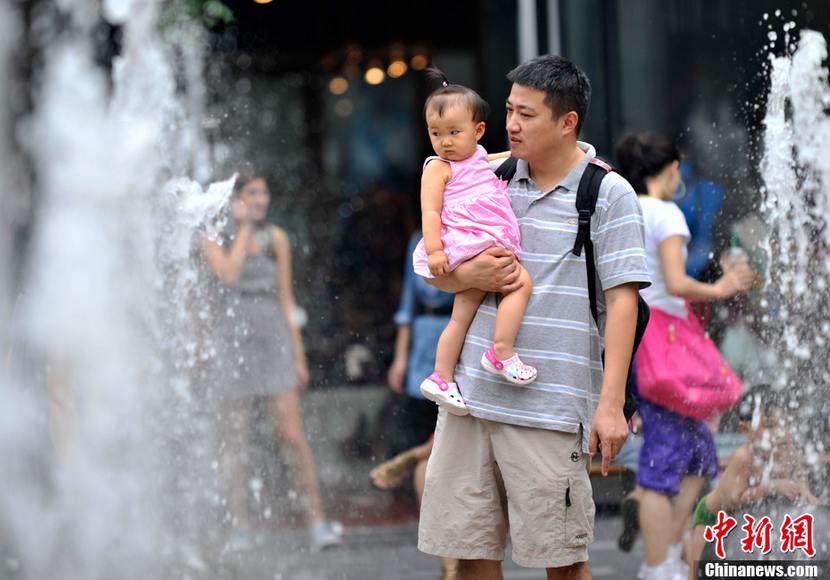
[514,141,596,194]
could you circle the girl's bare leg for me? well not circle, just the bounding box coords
[493,266,533,360]
[640,489,674,566]
[271,389,326,524]
[434,288,487,382]
[224,400,252,529]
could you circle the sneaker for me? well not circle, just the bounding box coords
[310,521,343,551]
[225,528,253,552]
[419,372,469,416]
[640,559,687,580]
[617,496,640,552]
[671,558,689,579]
[480,345,537,385]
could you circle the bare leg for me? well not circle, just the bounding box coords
[627,485,644,503]
[493,266,533,360]
[47,358,76,464]
[640,488,675,565]
[270,389,326,524]
[370,438,434,490]
[459,560,502,580]
[434,288,487,382]
[547,561,592,579]
[689,525,708,579]
[223,400,252,529]
[671,476,706,559]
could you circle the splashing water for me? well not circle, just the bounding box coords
[760,28,830,544]
[0,0,234,578]
[761,29,830,456]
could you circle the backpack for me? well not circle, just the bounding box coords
[494,156,649,421]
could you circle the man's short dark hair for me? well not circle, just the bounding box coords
[507,55,592,134]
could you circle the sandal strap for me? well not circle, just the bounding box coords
[427,371,451,391]
[484,345,504,370]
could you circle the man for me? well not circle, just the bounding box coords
[418,55,651,579]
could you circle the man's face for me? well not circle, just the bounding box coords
[505,83,571,161]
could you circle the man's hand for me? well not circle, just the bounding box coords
[428,250,450,277]
[456,247,523,293]
[589,401,629,476]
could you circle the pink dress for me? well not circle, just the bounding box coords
[413,145,521,278]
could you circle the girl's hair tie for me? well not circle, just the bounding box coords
[442,80,448,87]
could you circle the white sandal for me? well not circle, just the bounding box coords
[419,372,469,416]
[480,345,538,385]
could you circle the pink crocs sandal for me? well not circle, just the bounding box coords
[480,345,538,385]
[419,372,469,416]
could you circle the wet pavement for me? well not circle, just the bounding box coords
[214,513,643,580]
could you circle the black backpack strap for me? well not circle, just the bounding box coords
[493,156,518,182]
[573,158,611,323]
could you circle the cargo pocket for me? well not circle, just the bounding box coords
[562,475,595,547]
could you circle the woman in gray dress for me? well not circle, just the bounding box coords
[203,173,341,550]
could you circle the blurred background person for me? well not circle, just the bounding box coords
[385,231,454,454]
[203,171,342,551]
[615,133,754,580]
[369,230,457,578]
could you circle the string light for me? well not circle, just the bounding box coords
[329,76,349,95]
[410,54,428,71]
[364,67,385,85]
[387,60,407,78]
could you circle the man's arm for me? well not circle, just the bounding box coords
[424,247,524,294]
[589,282,639,475]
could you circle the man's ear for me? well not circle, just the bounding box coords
[560,111,580,136]
[475,121,486,141]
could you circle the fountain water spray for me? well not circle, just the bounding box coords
[0,0,235,578]
[761,29,830,469]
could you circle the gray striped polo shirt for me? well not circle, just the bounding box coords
[456,141,651,452]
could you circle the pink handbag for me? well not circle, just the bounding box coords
[635,305,742,421]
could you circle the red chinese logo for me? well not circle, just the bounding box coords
[780,513,815,557]
[704,511,738,559]
[740,515,773,555]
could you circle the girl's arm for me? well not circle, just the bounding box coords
[487,150,511,161]
[202,224,253,286]
[273,226,309,390]
[421,160,451,276]
[733,474,818,506]
[660,236,753,301]
[707,445,753,512]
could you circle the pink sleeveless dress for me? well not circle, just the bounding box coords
[413,145,521,278]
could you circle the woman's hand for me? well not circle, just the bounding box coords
[294,353,310,392]
[714,264,755,299]
[387,357,407,394]
[772,479,822,505]
[231,198,252,223]
[428,250,450,277]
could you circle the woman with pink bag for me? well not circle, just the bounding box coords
[615,133,755,580]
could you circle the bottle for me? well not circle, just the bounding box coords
[722,233,748,271]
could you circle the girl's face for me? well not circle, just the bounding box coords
[656,160,681,201]
[425,103,485,161]
[238,177,270,221]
